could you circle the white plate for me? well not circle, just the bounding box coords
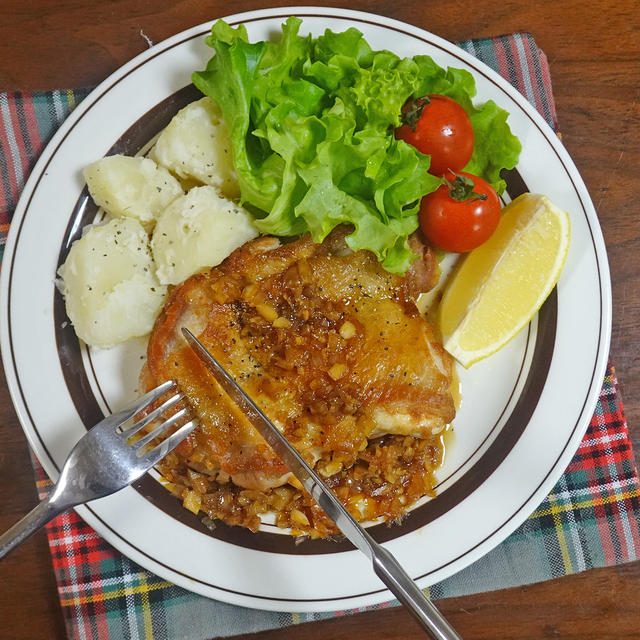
[0,7,611,611]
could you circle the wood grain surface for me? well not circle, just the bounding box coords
[1,1,639,638]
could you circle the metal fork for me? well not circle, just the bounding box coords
[0,380,198,560]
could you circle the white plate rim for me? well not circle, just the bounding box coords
[0,6,612,611]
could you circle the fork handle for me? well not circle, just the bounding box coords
[371,542,463,639]
[0,496,64,560]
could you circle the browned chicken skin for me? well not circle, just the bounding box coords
[143,229,455,536]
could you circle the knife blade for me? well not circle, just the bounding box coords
[182,327,462,640]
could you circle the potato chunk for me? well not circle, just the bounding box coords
[151,186,258,286]
[83,155,183,224]
[149,97,239,198]
[57,217,167,348]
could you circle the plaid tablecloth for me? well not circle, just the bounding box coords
[1,31,639,640]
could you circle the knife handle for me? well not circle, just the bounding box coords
[370,542,463,640]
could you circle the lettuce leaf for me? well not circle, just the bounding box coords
[193,17,521,273]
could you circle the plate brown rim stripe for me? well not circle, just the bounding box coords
[51,80,539,554]
[3,10,606,602]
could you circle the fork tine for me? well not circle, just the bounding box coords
[142,419,199,466]
[122,392,183,438]
[117,380,177,426]
[133,407,189,451]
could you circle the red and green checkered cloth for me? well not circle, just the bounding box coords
[2,32,639,639]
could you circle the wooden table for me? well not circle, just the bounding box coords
[1,1,638,638]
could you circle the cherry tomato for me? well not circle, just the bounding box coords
[396,95,474,177]
[419,171,501,253]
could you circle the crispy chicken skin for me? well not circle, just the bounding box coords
[142,229,455,532]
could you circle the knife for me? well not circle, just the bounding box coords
[182,327,462,640]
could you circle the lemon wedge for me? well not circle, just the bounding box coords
[439,193,570,367]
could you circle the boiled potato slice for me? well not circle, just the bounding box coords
[83,155,183,224]
[151,186,258,285]
[149,97,239,198]
[58,217,167,348]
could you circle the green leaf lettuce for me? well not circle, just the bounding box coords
[193,17,521,273]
